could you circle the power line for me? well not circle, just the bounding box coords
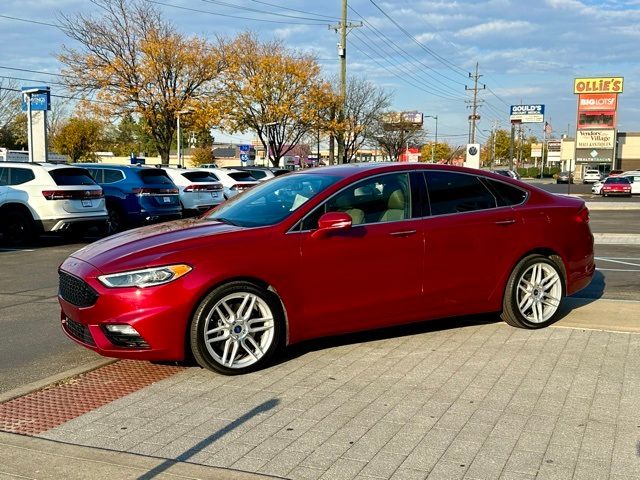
[368,0,469,80]
[246,0,339,21]
[147,0,327,25]
[199,0,329,22]
[0,14,59,28]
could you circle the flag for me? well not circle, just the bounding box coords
[544,121,553,134]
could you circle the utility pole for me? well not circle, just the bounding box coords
[329,0,361,164]
[465,62,485,144]
[491,120,499,167]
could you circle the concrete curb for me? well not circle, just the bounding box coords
[555,297,640,333]
[0,432,279,480]
[586,201,640,210]
[593,233,640,245]
[0,358,116,404]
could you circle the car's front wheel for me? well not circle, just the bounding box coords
[190,281,284,374]
[501,255,564,329]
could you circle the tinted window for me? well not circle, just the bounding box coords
[207,174,339,227]
[0,168,8,186]
[138,170,173,185]
[272,170,289,177]
[103,169,124,183]
[86,168,103,183]
[227,171,257,182]
[249,170,267,180]
[300,173,410,230]
[49,168,96,186]
[182,171,219,182]
[605,177,630,184]
[483,178,527,206]
[425,171,496,215]
[8,168,35,185]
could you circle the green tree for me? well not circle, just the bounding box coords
[51,117,105,162]
[420,142,453,163]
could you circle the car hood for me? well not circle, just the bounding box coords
[70,219,243,272]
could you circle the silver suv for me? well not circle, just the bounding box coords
[0,162,107,244]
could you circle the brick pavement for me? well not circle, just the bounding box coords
[36,320,640,480]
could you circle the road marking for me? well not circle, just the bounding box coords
[595,257,640,267]
[0,249,35,253]
[597,268,640,272]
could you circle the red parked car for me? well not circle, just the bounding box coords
[601,176,632,197]
[58,164,595,374]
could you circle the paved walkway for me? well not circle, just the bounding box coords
[1,308,636,480]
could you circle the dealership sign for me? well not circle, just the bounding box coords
[576,129,615,149]
[574,77,623,94]
[575,148,613,164]
[509,104,544,123]
[578,93,617,112]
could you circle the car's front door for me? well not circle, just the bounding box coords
[295,172,424,339]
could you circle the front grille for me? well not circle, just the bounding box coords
[63,317,95,346]
[59,271,99,307]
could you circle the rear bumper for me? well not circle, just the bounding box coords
[41,215,109,232]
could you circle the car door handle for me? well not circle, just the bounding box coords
[495,219,516,226]
[389,230,417,237]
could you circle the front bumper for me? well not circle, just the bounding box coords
[58,257,193,361]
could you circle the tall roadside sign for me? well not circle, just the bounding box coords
[573,77,623,173]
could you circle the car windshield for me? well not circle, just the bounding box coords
[227,171,258,182]
[207,173,340,227]
[182,171,218,182]
[138,169,174,185]
[49,168,97,186]
[606,177,630,184]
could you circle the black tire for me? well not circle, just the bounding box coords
[1,209,36,246]
[190,281,284,375]
[501,254,564,329]
[106,205,125,234]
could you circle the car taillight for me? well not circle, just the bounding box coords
[133,188,179,195]
[184,184,221,192]
[576,206,590,224]
[42,189,103,200]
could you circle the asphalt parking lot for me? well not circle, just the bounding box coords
[1,202,639,480]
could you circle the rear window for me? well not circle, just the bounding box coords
[49,168,96,186]
[227,171,257,182]
[182,171,219,182]
[138,169,174,185]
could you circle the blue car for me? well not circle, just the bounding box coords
[82,164,181,233]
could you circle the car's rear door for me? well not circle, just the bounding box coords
[419,170,528,317]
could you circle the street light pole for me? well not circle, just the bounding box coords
[425,115,438,163]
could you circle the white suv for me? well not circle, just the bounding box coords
[0,162,107,244]
[162,168,225,216]
[198,167,259,199]
[582,169,602,184]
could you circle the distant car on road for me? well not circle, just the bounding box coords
[582,169,602,184]
[163,168,224,216]
[556,171,573,184]
[0,162,107,244]
[601,176,632,197]
[83,164,181,233]
[58,163,595,375]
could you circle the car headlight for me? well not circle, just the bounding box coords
[98,264,192,288]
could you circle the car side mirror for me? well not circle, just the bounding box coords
[311,211,352,239]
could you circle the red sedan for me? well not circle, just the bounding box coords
[58,164,595,374]
[601,176,632,197]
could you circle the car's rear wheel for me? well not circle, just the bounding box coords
[190,281,283,375]
[501,255,564,329]
[106,205,124,234]
[1,209,36,246]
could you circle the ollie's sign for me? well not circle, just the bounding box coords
[574,77,623,94]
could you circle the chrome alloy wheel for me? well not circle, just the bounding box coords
[202,292,275,369]
[515,262,562,324]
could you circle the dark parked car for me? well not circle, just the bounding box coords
[83,164,181,233]
[59,163,595,374]
[556,171,574,184]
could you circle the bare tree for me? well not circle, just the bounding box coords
[58,0,225,164]
[370,118,427,161]
[0,78,20,130]
[341,77,392,163]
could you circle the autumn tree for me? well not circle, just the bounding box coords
[420,142,453,163]
[51,117,105,162]
[215,32,337,168]
[339,77,392,163]
[58,0,225,165]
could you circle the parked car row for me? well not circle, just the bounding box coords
[0,162,279,244]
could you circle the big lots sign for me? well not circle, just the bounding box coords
[578,93,617,112]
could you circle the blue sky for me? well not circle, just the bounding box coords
[2,0,640,148]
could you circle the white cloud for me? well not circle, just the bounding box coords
[456,20,537,38]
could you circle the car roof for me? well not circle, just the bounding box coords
[0,162,84,170]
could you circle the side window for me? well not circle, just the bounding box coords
[9,168,35,185]
[300,173,410,230]
[103,169,124,183]
[250,170,266,180]
[0,168,8,186]
[425,171,497,216]
[482,178,527,207]
[87,168,102,183]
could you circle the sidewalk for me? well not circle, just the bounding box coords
[2,298,640,480]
